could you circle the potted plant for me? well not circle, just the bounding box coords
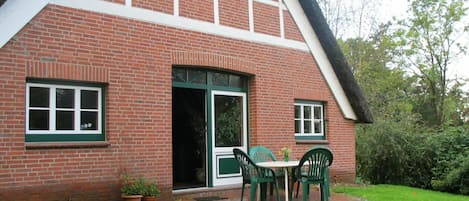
[142,180,160,201]
[121,174,145,201]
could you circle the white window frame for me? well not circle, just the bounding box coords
[26,83,102,135]
[294,102,324,137]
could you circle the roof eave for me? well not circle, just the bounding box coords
[298,0,374,123]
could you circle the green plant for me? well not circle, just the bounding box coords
[143,181,160,197]
[121,174,146,196]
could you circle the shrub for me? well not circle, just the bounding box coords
[121,174,146,196]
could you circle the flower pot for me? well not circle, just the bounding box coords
[122,195,143,201]
[142,196,157,201]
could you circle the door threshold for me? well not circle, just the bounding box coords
[172,184,242,195]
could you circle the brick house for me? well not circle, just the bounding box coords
[0,0,372,200]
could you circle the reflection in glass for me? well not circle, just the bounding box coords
[304,120,312,133]
[81,90,98,109]
[56,88,74,108]
[212,73,229,86]
[29,110,49,130]
[30,87,49,107]
[304,106,311,119]
[295,105,301,118]
[295,120,301,133]
[215,95,242,147]
[314,106,321,119]
[229,75,243,88]
[56,111,74,130]
[188,70,206,84]
[81,111,97,130]
[172,68,187,82]
[314,122,322,134]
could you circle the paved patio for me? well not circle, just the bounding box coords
[173,185,360,201]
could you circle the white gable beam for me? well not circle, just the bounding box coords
[0,0,49,48]
[284,0,358,121]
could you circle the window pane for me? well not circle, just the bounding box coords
[29,110,49,130]
[304,106,311,119]
[81,111,98,130]
[294,105,301,118]
[229,75,244,88]
[188,69,206,84]
[314,106,322,119]
[56,88,74,108]
[81,90,98,109]
[214,95,242,147]
[314,121,322,134]
[172,68,187,82]
[304,120,312,133]
[56,111,74,130]
[212,72,229,86]
[295,120,301,133]
[29,87,49,107]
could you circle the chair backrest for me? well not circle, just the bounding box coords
[249,146,277,162]
[297,147,333,182]
[233,148,274,182]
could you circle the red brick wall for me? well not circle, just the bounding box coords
[284,10,304,42]
[219,0,249,30]
[253,1,280,36]
[0,2,356,201]
[133,0,173,14]
[180,0,213,22]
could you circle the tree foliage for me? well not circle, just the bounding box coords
[394,0,469,128]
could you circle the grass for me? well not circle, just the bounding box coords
[332,184,469,201]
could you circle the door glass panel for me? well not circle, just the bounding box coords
[214,95,242,147]
[229,75,244,88]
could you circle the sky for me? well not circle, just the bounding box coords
[378,0,469,89]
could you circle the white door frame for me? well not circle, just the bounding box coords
[210,90,247,186]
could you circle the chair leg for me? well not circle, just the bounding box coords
[302,183,308,201]
[319,184,324,201]
[241,183,245,201]
[295,181,300,198]
[274,180,280,201]
[250,183,258,201]
[260,183,267,201]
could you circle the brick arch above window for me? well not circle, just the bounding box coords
[171,51,257,76]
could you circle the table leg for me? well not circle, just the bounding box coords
[284,168,289,201]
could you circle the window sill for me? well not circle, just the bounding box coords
[295,140,329,145]
[26,141,110,149]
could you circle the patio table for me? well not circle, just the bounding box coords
[256,160,300,201]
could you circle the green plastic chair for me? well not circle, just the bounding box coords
[233,148,281,201]
[290,147,333,201]
[249,146,284,197]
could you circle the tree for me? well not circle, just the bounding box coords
[394,0,469,128]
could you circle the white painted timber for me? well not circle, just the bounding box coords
[0,0,49,48]
[48,0,307,51]
[284,0,357,121]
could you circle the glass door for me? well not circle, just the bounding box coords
[211,90,247,186]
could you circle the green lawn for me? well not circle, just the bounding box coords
[332,184,469,201]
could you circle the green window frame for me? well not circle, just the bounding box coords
[25,79,106,142]
[294,100,325,140]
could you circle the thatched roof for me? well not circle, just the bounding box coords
[299,0,373,123]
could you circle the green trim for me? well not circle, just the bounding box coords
[25,79,107,142]
[218,157,240,175]
[294,100,326,141]
[172,67,249,187]
[294,135,325,140]
[25,134,105,142]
